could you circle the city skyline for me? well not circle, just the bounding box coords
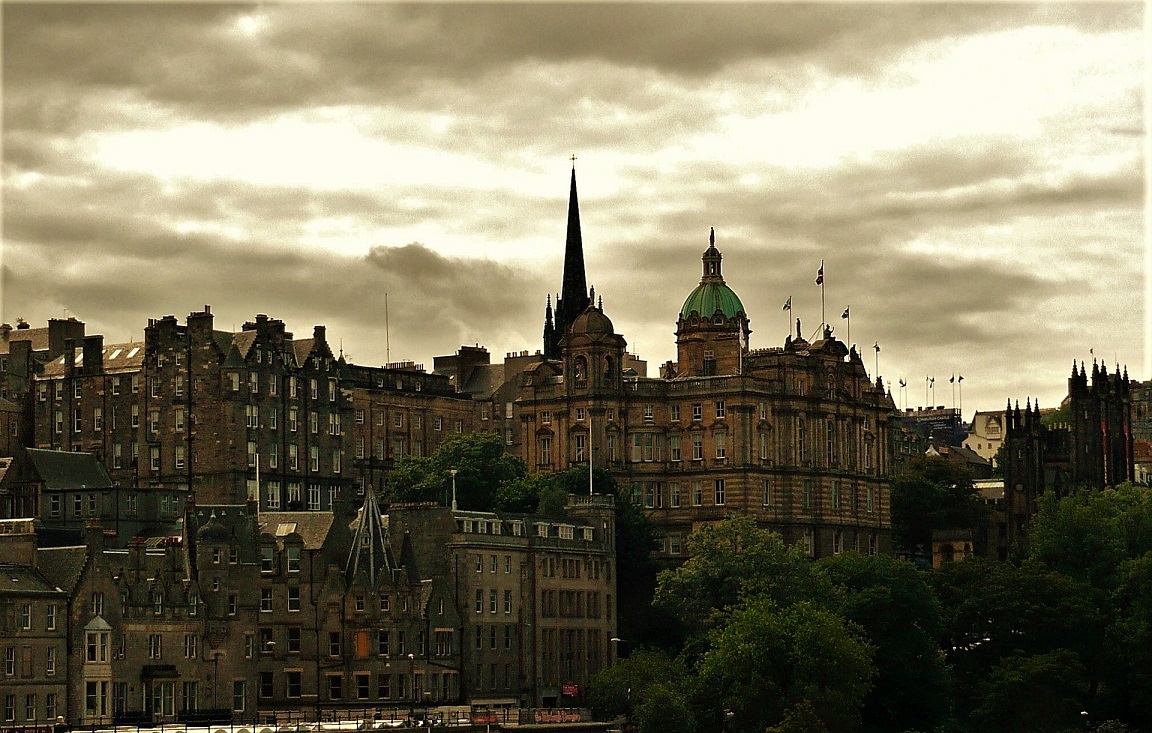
[2,2,1145,418]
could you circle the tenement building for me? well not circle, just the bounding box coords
[0,490,615,726]
[4,310,473,534]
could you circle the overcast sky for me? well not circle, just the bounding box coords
[2,2,1146,418]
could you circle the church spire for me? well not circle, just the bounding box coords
[544,162,591,359]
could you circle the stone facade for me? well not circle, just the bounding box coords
[0,490,614,726]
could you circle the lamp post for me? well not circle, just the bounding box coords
[610,638,630,730]
[408,653,416,719]
[450,469,458,511]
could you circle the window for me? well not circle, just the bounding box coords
[148,634,162,659]
[175,374,184,397]
[670,404,680,422]
[289,408,298,432]
[232,681,246,712]
[833,531,843,555]
[287,587,300,611]
[152,590,164,615]
[46,646,56,676]
[4,647,13,676]
[310,446,319,472]
[643,404,654,422]
[130,404,140,428]
[575,407,585,421]
[714,479,726,505]
[287,546,301,572]
[797,418,807,463]
[309,411,318,434]
[763,480,772,506]
[715,401,726,418]
[715,432,727,460]
[803,530,814,557]
[692,480,703,506]
[831,481,841,510]
[228,594,238,616]
[692,403,702,421]
[46,604,57,630]
[669,435,681,462]
[539,437,552,465]
[692,434,703,461]
[540,410,552,425]
[802,480,813,510]
[329,631,341,657]
[504,589,512,614]
[866,486,875,513]
[288,627,302,653]
[19,604,30,630]
[574,433,586,462]
[91,592,104,616]
[489,589,498,614]
[378,629,390,656]
[73,407,83,433]
[150,446,161,471]
[260,589,273,612]
[183,633,198,659]
[356,673,370,700]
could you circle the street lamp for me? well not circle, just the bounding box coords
[408,653,416,718]
[610,638,630,729]
[450,469,458,511]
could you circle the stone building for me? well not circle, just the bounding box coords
[437,171,897,558]
[0,519,70,728]
[0,486,615,725]
[15,309,474,515]
[1003,361,1135,549]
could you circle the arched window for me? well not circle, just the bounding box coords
[603,356,614,387]
[573,356,588,388]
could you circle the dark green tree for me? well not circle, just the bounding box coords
[819,553,952,733]
[890,456,986,561]
[385,432,527,510]
[654,515,832,635]
[696,598,874,733]
[635,683,695,733]
[585,649,692,722]
[968,650,1088,733]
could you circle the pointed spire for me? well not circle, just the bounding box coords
[561,166,589,311]
[545,166,591,359]
[345,489,396,591]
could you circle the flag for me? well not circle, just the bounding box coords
[958,375,964,382]
[815,261,824,285]
[929,376,935,386]
[841,306,850,319]
[949,374,955,384]
[783,296,792,311]
[873,342,880,353]
[899,379,907,388]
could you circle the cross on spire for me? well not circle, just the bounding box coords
[570,154,577,168]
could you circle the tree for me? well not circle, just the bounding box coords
[819,553,952,733]
[931,558,1103,722]
[654,515,832,634]
[585,649,692,722]
[696,598,874,733]
[385,432,527,510]
[890,456,986,560]
[968,650,1088,733]
[635,682,696,733]
[766,701,829,733]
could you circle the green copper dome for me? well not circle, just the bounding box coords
[680,282,745,320]
[679,227,745,319]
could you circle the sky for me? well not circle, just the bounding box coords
[2,2,1147,419]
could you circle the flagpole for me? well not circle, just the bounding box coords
[958,376,964,419]
[820,260,826,332]
[588,413,594,496]
[783,296,792,338]
[846,309,850,347]
[951,375,956,410]
[873,342,879,380]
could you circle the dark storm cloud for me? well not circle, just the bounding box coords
[6,2,1135,125]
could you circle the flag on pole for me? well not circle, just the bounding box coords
[958,375,964,382]
[815,262,824,285]
[949,374,955,383]
[783,296,792,311]
[873,342,880,353]
[841,307,850,319]
[899,379,907,388]
[929,376,935,386]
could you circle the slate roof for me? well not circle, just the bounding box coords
[292,339,316,366]
[0,327,51,354]
[260,512,335,549]
[36,546,89,594]
[25,448,113,490]
[0,565,64,596]
[40,341,145,377]
[460,363,506,399]
[0,396,21,413]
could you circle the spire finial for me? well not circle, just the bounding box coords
[710,226,715,247]
[570,153,577,169]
